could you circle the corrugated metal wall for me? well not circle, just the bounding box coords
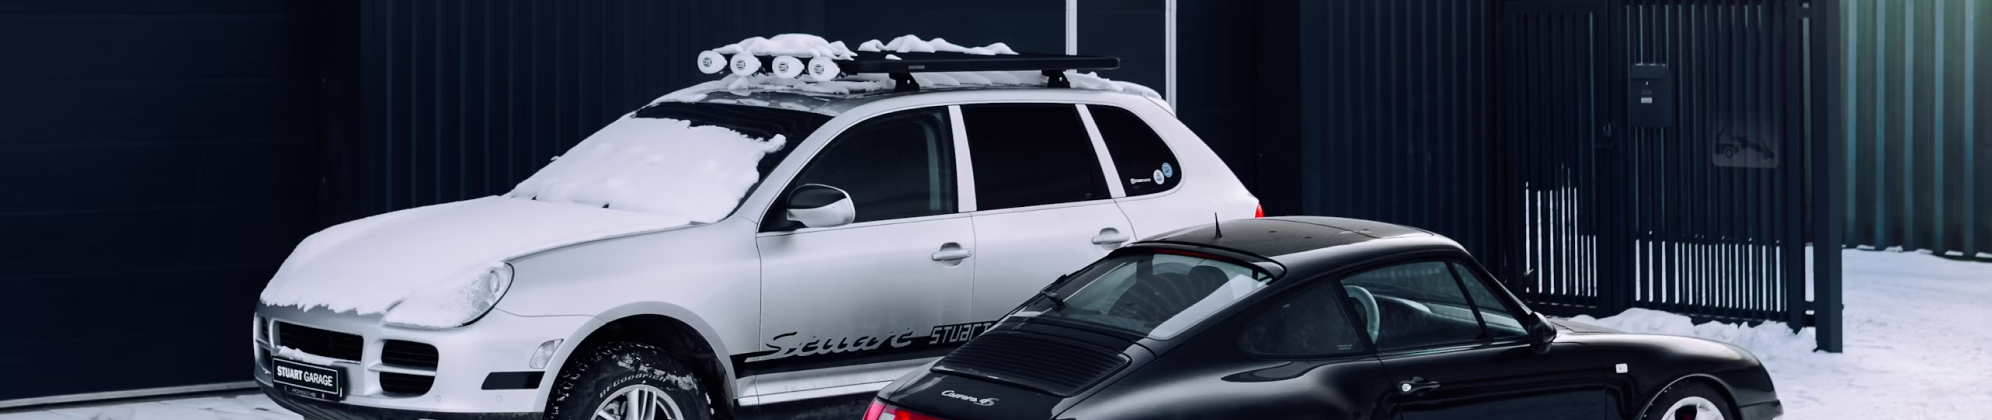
[0,0,321,403]
[1840,0,1990,259]
[322,1,1090,226]
[322,0,824,224]
[1255,0,1501,259]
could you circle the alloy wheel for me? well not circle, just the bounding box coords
[593,384,684,420]
[1665,396,1724,420]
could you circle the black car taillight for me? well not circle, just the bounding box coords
[863,400,948,420]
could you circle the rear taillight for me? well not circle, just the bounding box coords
[863,400,947,420]
[1254,204,1264,218]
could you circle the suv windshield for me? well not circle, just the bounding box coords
[506,103,830,222]
[1013,251,1275,339]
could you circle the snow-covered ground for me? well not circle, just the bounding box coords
[0,394,296,420]
[1574,249,1992,419]
[3,249,1985,420]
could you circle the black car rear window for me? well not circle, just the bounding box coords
[1013,251,1274,339]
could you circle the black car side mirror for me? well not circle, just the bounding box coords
[1507,269,1540,292]
[784,184,855,228]
[1527,312,1558,354]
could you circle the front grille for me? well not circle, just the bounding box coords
[380,340,439,369]
[933,332,1128,396]
[276,322,363,361]
[379,372,435,395]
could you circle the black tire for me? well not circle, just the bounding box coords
[545,341,713,420]
[1641,381,1735,420]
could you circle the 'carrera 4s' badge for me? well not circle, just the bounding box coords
[942,390,997,407]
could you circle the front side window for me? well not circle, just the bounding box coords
[960,104,1110,210]
[1013,251,1274,339]
[1240,279,1366,357]
[1340,261,1482,351]
[770,108,956,229]
[1088,105,1182,196]
[1452,263,1526,339]
[508,103,830,222]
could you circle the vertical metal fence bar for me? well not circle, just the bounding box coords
[1810,0,1846,352]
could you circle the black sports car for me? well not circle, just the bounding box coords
[866,216,1781,420]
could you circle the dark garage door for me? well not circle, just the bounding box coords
[0,0,321,402]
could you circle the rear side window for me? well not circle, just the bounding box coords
[1240,280,1365,357]
[960,104,1110,210]
[1087,106,1182,196]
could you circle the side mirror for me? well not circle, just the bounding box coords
[784,184,855,228]
[1526,312,1558,354]
[1507,269,1540,292]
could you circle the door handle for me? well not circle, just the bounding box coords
[931,243,973,261]
[1398,377,1441,396]
[1090,228,1130,245]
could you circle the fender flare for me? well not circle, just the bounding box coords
[1632,373,1737,420]
[531,302,738,409]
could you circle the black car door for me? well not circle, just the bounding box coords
[1340,261,1606,420]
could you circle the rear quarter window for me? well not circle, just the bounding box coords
[1087,105,1181,196]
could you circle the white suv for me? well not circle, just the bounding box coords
[251,36,1256,420]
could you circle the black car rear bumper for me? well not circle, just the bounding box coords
[1739,399,1784,420]
[260,383,539,420]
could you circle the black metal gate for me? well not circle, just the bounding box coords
[1494,0,1616,315]
[1493,0,1842,350]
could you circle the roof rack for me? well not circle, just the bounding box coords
[719,51,1121,92]
[844,52,1118,91]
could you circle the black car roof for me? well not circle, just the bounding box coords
[1138,216,1445,261]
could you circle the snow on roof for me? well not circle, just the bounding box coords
[662,34,1160,104]
[712,34,857,59]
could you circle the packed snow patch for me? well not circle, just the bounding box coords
[0,394,300,420]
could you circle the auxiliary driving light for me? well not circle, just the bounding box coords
[695,50,726,74]
[805,57,840,81]
[729,54,761,76]
[771,56,806,79]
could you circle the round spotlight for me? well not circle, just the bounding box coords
[806,57,841,82]
[695,50,726,74]
[771,56,806,79]
[729,54,761,76]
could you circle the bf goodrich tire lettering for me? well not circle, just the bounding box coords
[546,342,712,420]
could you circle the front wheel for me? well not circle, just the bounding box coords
[1642,381,1733,420]
[545,342,712,420]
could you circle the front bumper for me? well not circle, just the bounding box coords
[253,303,597,415]
[262,382,540,420]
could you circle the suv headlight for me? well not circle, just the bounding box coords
[383,263,514,330]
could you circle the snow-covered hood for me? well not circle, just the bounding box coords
[258,196,693,315]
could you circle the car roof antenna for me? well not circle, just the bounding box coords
[1211,212,1223,239]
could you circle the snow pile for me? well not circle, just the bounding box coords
[711,34,855,59]
[507,117,788,220]
[658,74,898,102]
[1567,308,1817,364]
[857,35,1017,56]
